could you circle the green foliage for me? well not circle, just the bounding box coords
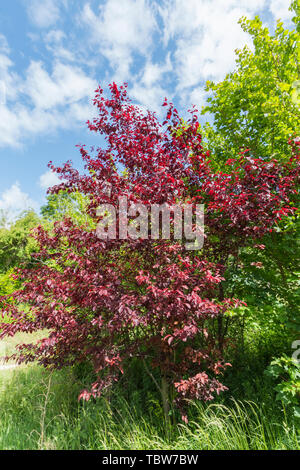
[265,355,300,419]
[0,210,40,273]
[223,215,300,344]
[201,1,300,166]
[0,270,18,297]
[198,1,300,357]
[0,269,20,319]
[41,191,94,228]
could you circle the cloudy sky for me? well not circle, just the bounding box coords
[0,0,294,219]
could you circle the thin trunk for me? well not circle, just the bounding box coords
[161,374,170,426]
[218,282,225,352]
[143,360,171,426]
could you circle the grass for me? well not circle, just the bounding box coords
[0,331,299,450]
[0,364,299,450]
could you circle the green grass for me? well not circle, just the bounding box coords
[0,364,299,450]
[0,330,299,450]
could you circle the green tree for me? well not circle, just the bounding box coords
[0,210,40,273]
[41,191,93,227]
[199,1,300,353]
[201,0,300,167]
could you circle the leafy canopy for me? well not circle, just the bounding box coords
[0,84,298,421]
[201,1,300,166]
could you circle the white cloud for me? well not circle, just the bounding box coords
[0,35,20,104]
[156,0,292,108]
[141,54,172,87]
[45,29,65,43]
[81,0,157,80]
[23,61,96,110]
[0,0,295,149]
[131,83,167,115]
[0,43,97,148]
[25,0,66,28]
[268,0,293,23]
[0,106,21,147]
[185,87,207,111]
[0,34,9,54]
[0,182,38,221]
[159,1,257,90]
[44,29,77,62]
[39,170,62,189]
[130,54,172,114]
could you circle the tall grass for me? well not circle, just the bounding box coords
[0,365,298,450]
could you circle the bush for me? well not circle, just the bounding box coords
[265,355,300,419]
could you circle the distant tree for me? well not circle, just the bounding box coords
[41,191,91,227]
[0,210,40,273]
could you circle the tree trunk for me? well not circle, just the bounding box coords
[161,374,170,426]
[218,282,225,352]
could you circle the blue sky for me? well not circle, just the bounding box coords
[0,0,294,220]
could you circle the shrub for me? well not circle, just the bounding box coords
[1,84,299,421]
